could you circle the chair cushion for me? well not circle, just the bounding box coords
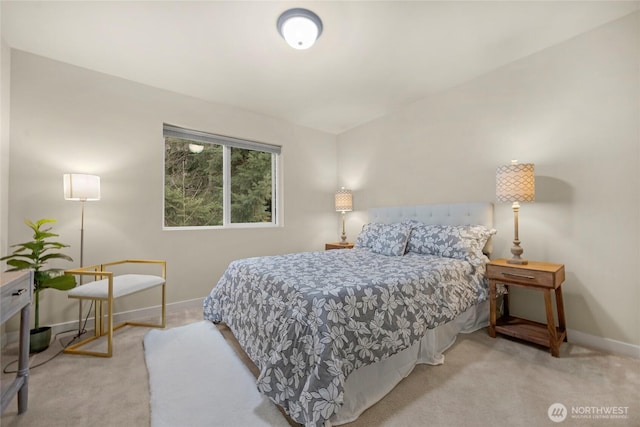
[68,274,165,299]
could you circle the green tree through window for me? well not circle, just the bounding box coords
[164,137,223,227]
[163,125,279,228]
[230,148,272,223]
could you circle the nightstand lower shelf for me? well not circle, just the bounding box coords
[495,316,567,349]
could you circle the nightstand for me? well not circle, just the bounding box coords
[325,242,354,250]
[486,258,567,357]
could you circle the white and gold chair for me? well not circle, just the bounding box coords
[64,259,166,357]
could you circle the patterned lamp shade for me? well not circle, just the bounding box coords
[63,174,101,201]
[496,163,535,203]
[335,188,353,212]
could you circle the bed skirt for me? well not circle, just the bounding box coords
[329,299,490,425]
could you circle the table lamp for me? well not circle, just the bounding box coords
[335,187,353,244]
[496,161,535,264]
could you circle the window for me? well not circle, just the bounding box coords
[163,124,280,229]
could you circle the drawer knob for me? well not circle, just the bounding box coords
[12,288,27,296]
[502,272,535,280]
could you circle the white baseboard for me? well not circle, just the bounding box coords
[567,328,640,359]
[2,297,204,347]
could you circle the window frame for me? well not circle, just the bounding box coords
[162,124,281,230]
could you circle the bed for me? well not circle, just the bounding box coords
[204,202,495,426]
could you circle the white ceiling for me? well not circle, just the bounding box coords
[2,1,638,135]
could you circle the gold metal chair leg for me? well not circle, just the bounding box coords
[64,285,166,358]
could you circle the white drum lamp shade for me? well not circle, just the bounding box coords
[64,174,101,201]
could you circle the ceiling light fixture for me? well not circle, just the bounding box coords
[277,8,323,50]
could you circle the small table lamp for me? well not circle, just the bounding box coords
[496,161,535,264]
[335,187,353,244]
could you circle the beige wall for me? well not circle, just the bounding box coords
[1,36,10,262]
[7,51,338,327]
[1,9,10,340]
[337,13,640,347]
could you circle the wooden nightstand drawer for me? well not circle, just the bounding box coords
[486,259,565,289]
[325,242,354,250]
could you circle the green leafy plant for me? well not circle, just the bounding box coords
[1,218,76,330]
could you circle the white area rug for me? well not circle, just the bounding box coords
[143,321,290,427]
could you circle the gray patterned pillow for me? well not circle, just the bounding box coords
[404,220,496,260]
[355,222,412,256]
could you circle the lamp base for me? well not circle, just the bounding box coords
[508,238,528,264]
[340,211,348,243]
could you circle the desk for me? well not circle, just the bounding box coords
[1,270,33,414]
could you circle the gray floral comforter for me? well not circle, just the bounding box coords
[203,248,488,426]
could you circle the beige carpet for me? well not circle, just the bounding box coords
[2,305,638,427]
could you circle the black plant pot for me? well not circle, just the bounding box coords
[30,326,51,353]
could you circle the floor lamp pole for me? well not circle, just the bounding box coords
[77,201,86,336]
[64,173,100,337]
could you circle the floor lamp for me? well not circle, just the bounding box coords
[64,173,101,335]
[496,161,535,265]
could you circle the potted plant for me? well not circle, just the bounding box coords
[1,218,76,352]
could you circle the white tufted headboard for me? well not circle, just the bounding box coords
[368,202,494,255]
